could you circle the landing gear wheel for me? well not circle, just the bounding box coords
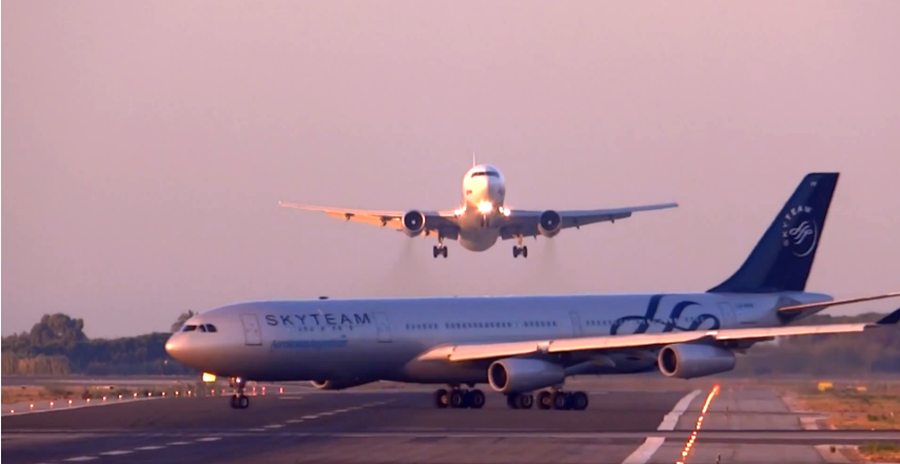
[571,391,589,411]
[507,394,519,409]
[537,391,552,410]
[552,392,570,410]
[434,389,449,408]
[433,245,448,258]
[229,376,249,409]
[513,247,520,258]
[450,389,467,408]
[469,389,486,409]
[515,394,534,409]
[521,246,528,258]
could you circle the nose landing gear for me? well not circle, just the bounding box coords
[229,377,250,410]
[513,235,528,258]
[433,236,448,258]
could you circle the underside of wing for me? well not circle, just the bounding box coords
[279,202,406,229]
[278,202,460,236]
[500,202,679,239]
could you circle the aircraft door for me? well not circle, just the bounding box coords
[240,314,263,346]
[717,302,736,328]
[569,312,583,336]
[373,312,392,343]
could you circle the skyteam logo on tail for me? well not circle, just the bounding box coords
[783,205,819,257]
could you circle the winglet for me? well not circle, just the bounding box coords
[877,307,900,325]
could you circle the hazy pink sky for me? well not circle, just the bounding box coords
[3,1,899,338]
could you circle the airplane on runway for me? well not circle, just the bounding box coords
[278,162,678,258]
[168,172,900,411]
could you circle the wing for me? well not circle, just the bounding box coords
[278,202,460,238]
[499,202,679,239]
[417,306,900,363]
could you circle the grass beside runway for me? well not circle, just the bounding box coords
[858,441,900,462]
[794,383,900,430]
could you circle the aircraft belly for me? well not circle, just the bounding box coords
[458,225,500,251]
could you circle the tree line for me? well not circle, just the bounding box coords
[2,311,898,377]
[2,313,196,376]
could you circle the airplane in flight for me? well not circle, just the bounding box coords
[278,163,678,258]
[167,172,899,411]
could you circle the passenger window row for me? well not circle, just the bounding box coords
[406,323,439,330]
[446,321,514,329]
[585,317,703,327]
[523,321,557,328]
[404,321,561,331]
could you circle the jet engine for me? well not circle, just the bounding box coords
[657,344,736,379]
[402,210,426,237]
[537,210,562,238]
[487,358,565,394]
[309,378,375,391]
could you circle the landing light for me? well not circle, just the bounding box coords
[202,372,217,383]
[477,201,493,214]
[499,207,511,217]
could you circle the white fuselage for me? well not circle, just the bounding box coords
[456,164,507,251]
[165,291,831,384]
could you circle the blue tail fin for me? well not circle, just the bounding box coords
[708,173,840,293]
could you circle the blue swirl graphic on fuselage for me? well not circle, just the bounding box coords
[610,294,720,335]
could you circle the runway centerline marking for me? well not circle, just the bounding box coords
[280,399,393,428]
[621,389,701,464]
[64,457,97,462]
[167,441,191,445]
[135,446,166,450]
[196,437,222,442]
[99,450,133,456]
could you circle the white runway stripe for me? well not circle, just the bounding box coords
[64,457,97,462]
[135,446,166,451]
[99,450,133,456]
[196,437,222,442]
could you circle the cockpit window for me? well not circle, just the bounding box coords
[198,324,207,332]
[205,324,217,333]
[470,171,499,178]
[182,325,197,332]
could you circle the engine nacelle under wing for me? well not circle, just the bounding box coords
[538,210,562,238]
[657,344,736,379]
[401,210,426,237]
[487,358,565,394]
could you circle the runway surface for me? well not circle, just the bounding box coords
[3,385,899,464]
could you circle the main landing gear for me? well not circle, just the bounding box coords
[506,390,589,410]
[434,387,485,409]
[512,235,528,258]
[433,236,448,258]
[229,376,250,410]
[532,390,589,411]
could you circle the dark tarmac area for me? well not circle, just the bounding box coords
[3,387,899,464]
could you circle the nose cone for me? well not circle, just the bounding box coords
[165,333,185,361]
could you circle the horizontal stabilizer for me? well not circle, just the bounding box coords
[778,292,900,313]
